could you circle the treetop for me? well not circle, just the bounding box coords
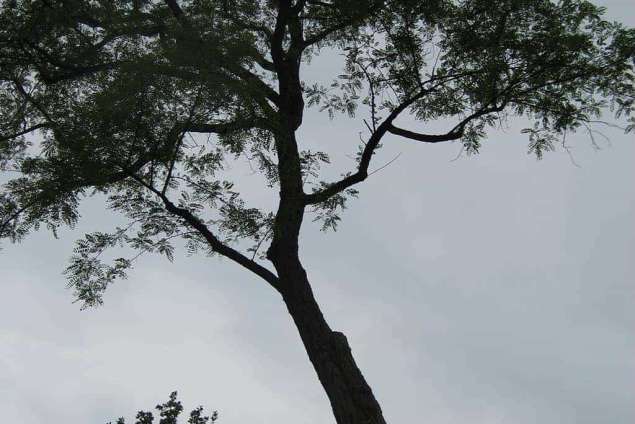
[0,0,633,306]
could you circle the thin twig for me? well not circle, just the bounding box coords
[367,152,402,176]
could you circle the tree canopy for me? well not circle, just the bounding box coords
[1,1,633,423]
[107,391,218,424]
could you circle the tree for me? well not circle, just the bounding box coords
[0,1,633,423]
[108,392,218,424]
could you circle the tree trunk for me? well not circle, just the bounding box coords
[277,261,387,424]
[266,26,385,418]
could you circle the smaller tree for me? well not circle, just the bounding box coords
[108,392,218,424]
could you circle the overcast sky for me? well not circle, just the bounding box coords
[1,1,634,423]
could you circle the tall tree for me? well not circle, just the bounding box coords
[1,1,633,423]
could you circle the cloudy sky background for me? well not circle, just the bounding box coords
[1,1,634,423]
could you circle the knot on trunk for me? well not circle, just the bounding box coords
[331,331,351,353]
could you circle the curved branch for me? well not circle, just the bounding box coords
[304,88,428,205]
[305,93,508,205]
[386,124,462,143]
[386,102,507,144]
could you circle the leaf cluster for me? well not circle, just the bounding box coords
[0,0,633,306]
[108,391,218,424]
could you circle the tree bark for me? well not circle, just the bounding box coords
[276,259,387,424]
[265,105,386,424]
[265,5,386,419]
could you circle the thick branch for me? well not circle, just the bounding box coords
[37,62,120,84]
[254,54,276,72]
[270,1,291,66]
[386,124,462,143]
[163,0,189,26]
[385,102,506,143]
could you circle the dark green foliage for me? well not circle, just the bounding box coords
[1,1,633,422]
[310,182,358,232]
[1,0,633,306]
[108,392,218,424]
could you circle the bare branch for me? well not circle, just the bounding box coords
[0,123,49,142]
[367,152,402,177]
[387,102,507,144]
[305,92,507,205]
[303,88,429,205]
[386,125,462,143]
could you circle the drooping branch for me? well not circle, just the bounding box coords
[129,174,281,292]
[38,62,121,84]
[162,199,281,291]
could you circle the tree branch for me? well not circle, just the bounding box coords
[304,92,507,205]
[129,174,281,291]
[163,0,189,27]
[301,1,385,48]
[386,125,463,143]
[304,89,427,205]
[183,117,271,135]
[386,102,507,143]
[162,0,280,107]
[0,123,49,142]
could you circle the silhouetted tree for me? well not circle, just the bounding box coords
[107,391,218,424]
[1,1,633,423]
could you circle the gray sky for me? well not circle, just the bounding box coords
[1,1,634,423]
